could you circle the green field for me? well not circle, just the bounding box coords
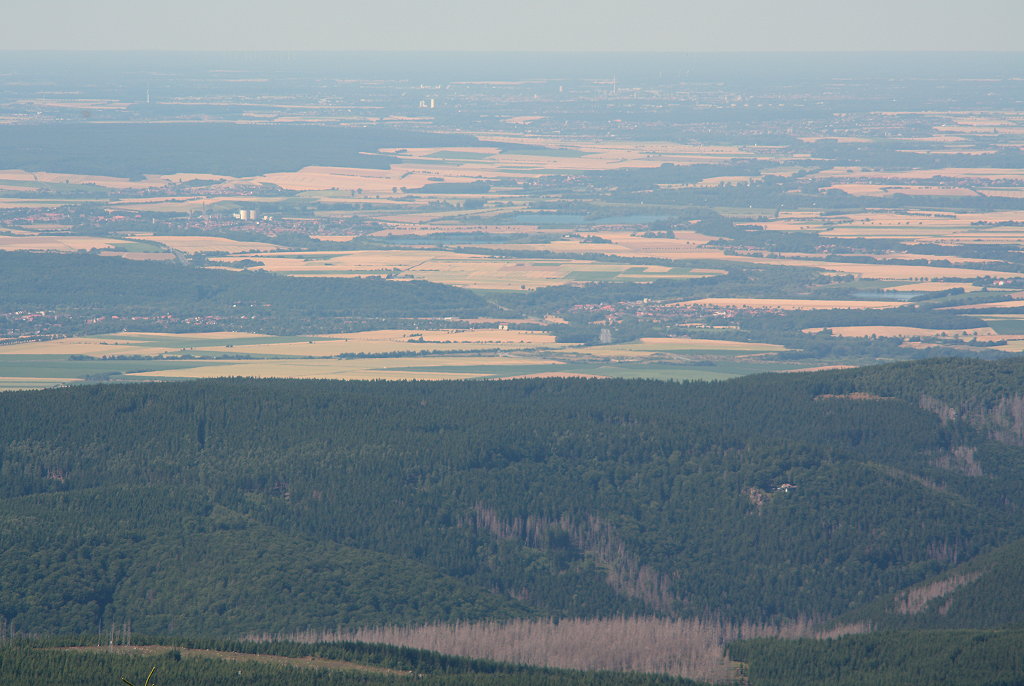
[983,317,1024,334]
[93,333,335,347]
[394,359,807,381]
[0,355,231,386]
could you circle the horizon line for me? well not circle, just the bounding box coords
[2,49,1024,55]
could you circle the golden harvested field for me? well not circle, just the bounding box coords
[667,298,905,310]
[783,364,857,373]
[126,355,563,381]
[939,125,1024,135]
[0,330,571,383]
[97,251,177,262]
[942,299,1024,311]
[496,371,603,379]
[980,188,1024,199]
[815,167,1024,182]
[2,329,774,362]
[21,223,74,231]
[194,329,565,357]
[0,330,563,360]
[868,210,1024,226]
[368,329,556,344]
[980,314,1024,321]
[159,173,232,183]
[823,184,980,198]
[690,175,764,187]
[217,248,468,273]
[477,135,751,164]
[0,332,289,358]
[0,169,226,190]
[454,232,1018,280]
[0,336,185,356]
[736,257,1024,280]
[130,234,283,253]
[0,169,162,189]
[949,116,1019,126]
[885,281,982,292]
[573,337,787,355]
[254,166,461,193]
[823,228,1024,244]
[310,234,357,243]
[0,235,132,251]
[215,249,716,289]
[108,195,291,212]
[245,135,752,193]
[803,325,1000,338]
[993,339,1024,353]
[843,253,994,265]
[105,331,275,341]
[461,234,718,261]
[503,115,547,124]
[0,330,806,390]
[758,210,1024,245]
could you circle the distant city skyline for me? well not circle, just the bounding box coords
[3,0,1023,52]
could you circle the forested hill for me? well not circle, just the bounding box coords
[836,536,1024,632]
[0,124,487,177]
[0,252,490,326]
[4,358,1024,635]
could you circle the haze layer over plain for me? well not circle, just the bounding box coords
[2,0,1023,51]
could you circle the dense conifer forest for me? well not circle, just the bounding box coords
[0,251,490,328]
[3,358,1024,638]
[729,629,1024,686]
[4,358,1024,682]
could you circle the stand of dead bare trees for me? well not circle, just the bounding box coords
[273,616,870,683]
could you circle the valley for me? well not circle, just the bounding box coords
[2,51,1024,685]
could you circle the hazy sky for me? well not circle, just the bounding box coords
[3,0,1022,52]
